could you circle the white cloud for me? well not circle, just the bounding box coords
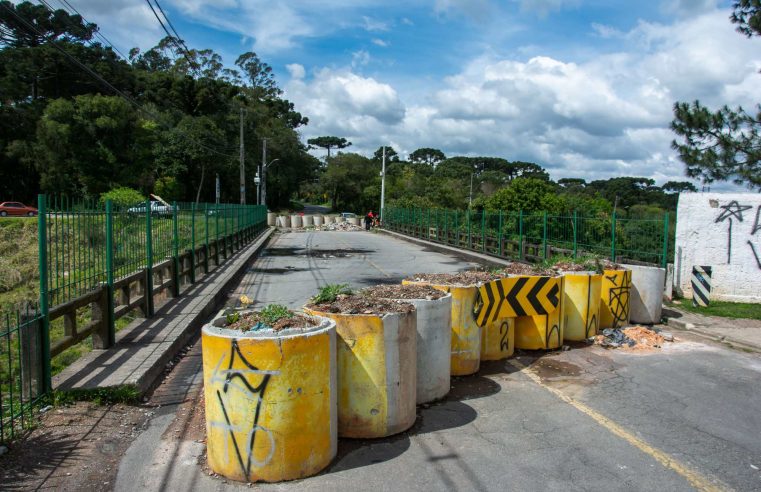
[372,38,389,47]
[286,8,761,185]
[362,15,389,32]
[351,50,371,68]
[286,63,305,79]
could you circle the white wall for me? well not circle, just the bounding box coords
[675,193,761,303]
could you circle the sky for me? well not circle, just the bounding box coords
[49,0,761,189]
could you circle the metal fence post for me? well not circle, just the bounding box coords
[611,211,617,262]
[518,210,524,261]
[190,202,196,284]
[482,211,486,253]
[467,209,472,250]
[662,212,670,268]
[204,203,210,274]
[573,210,578,259]
[37,194,51,393]
[498,210,503,257]
[172,202,180,297]
[105,200,115,346]
[145,199,154,317]
[427,208,431,240]
[542,211,548,259]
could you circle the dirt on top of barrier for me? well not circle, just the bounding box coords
[406,270,502,286]
[499,263,556,276]
[307,295,415,315]
[361,283,448,300]
[226,312,318,332]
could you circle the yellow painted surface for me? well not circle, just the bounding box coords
[480,317,515,360]
[599,269,632,329]
[514,276,565,350]
[404,281,480,375]
[202,326,335,483]
[305,309,416,438]
[562,273,602,341]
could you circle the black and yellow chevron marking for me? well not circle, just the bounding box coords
[474,276,560,326]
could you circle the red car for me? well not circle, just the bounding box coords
[0,201,38,217]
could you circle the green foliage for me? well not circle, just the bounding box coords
[153,176,183,202]
[52,385,140,406]
[259,304,293,325]
[99,187,144,207]
[312,284,353,304]
[670,299,761,321]
[307,136,352,158]
[226,311,240,325]
[484,178,557,212]
[409,148,446,166]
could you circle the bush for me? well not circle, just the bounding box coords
[154,176,183,202]
[99,187,144,207]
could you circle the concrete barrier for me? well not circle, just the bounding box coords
[302,215,313,227]
[623,264,666,324]
[277,215,291,228]
[304,308,417,438]
[378,294,452,404]
[267,212,277,227]
[404,281,481,376]
[290,215,302,228]
[480,317,514,361]
[513,276,565,350]
[600,269,632,329]
[562,272,602,341]
[323,215,334,225]
[348,217,360,226]
[202,316,337,483]
[314,215,324,227]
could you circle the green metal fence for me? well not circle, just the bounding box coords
[384,207,672,268]
[0,196,267,444]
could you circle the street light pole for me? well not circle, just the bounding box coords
[239,108,246,205]
[469,172,473,208]
[380,146,386,222]
[260,138,267,205]
[262,158,279,210]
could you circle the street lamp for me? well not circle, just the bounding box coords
[261,158,280,210]
[254,173,261,205]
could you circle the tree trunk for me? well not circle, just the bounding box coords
[195,164,205,204]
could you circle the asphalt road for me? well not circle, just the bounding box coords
[115,231,761,492]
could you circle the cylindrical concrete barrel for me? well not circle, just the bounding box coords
[279,215,291,228]
[202,317,337,483]
[379,294,452,404]
[302,215,313,227]
[480,317,515,361]
[323,215,334,225]
[304,308,416,438]
[600,269,632,329]
[335,216,345,223]
[290,215,302,228]
[267,212,277,226]
[514,276,565,350]
[314,215,324,227]
[562,272,602,341]
[348,217,360,226]
[403,281,480,376]
[623,264,665,324]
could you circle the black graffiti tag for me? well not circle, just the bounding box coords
[715,201,753,264]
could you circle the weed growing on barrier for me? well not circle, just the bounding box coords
[260,304,292,326]
[311,284,353,304]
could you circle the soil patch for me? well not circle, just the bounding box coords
[226,312,318,332]
[406,270,502,286]
[361,284,447,300]
[307,294,414,315]
[499,263,555,276]
[594,325,666,350]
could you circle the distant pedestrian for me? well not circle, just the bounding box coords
[365,211,374,231]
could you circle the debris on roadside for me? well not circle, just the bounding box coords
[320,222,363,232]
[592,325,668,350]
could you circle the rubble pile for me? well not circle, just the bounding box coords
[319,222,364,232]
[593,326,669,350]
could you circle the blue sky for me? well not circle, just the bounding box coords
[64,1,760,188]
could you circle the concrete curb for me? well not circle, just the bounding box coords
[379,229,512,268]
[53,227,275,395]
[666,316,761,353]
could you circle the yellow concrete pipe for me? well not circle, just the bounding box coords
[304,308,417,439]
[403,280,481,375]
[513,276,565,350]
[201,316,337,483]
[561,272,603,341]
[599,269,632,329]
[480,317,515,361]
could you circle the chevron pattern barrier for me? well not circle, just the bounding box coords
[474,276,561,327]
[691,266,712,307]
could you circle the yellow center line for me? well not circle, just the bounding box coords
[508,359,730,492]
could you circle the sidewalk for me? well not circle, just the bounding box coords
[663,306,761,352]
[53,228,274,395]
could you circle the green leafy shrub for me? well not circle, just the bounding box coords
[260,304,293,325]
[311,284,353,304]
[154,176,183,202]
[99,187,144,208]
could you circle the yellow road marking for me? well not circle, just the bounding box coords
[508,359,729,492]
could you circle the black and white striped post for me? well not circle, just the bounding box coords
[691,266,712,307]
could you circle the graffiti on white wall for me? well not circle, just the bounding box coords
[675,193,761,303]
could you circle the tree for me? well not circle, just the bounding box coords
[670,1,761,190]
[410,148,446,167]
[307,136,351,159]
[661,181,698,193]
[235,52,280,96]
[373,146,399,162]
[484,178,558,212]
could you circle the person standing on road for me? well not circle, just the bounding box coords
[365,210,374,231]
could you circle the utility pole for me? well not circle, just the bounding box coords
[380,146,386,222]
[239,108,245,204]
[261,138,267,206]
[469,172,474,208]
[215,173,220,204]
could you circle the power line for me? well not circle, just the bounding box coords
[144,0,198,74]
[53,0,129,60]
[1,2,235,158]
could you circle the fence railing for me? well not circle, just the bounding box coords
[1,195,267,443]
[383,207,672,268]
